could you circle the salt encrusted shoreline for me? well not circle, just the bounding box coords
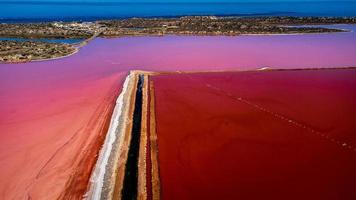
[85,73,130,199]
[85,71,141,200]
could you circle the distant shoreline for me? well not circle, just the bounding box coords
[2,13,356,24]
[1,16,355,64]
[1,1,356,23]
[0,13,300,24]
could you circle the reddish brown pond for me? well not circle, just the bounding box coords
[152,69,356,200]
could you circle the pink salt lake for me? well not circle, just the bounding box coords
[0,24,356,199]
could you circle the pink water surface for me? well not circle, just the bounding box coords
[0,25,356,199]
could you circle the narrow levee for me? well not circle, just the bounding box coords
[122,74,144,200]
[87,71,151,200]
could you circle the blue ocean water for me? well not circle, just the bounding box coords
[0,1,356,22]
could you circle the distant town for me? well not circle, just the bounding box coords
[1,16,356,63]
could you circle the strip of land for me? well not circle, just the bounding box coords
[1,16,356,63]
[0,40,77,63]
[1,16,355,39]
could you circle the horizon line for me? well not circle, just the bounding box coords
[1,0,355,4]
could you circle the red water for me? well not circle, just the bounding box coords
[0,25,356,199]
[152,69,356,200]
